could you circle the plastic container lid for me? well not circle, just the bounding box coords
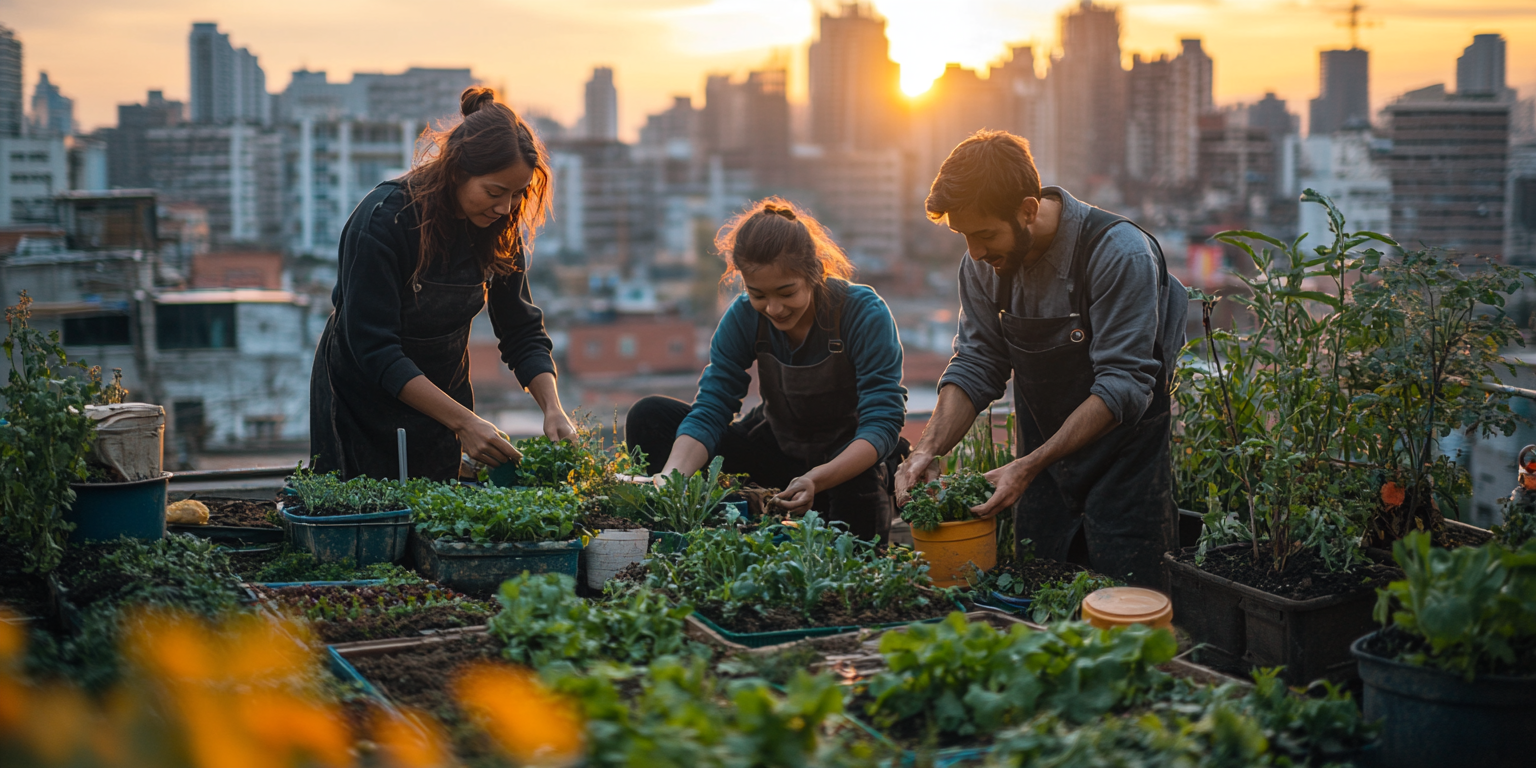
[1080,587,1172,631]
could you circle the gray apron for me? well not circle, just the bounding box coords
[998,208,1177,589]
[752,285,892,541]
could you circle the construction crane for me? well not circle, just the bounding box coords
[1334,2,1378,50]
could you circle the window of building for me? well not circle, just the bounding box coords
[173,399,207,450]
[156,304,237,349]
[618,335,637,358]
[585,339,602,358]
[64,313,133,346]
[245,415,284,441]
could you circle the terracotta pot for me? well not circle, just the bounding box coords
[910,516,997,588]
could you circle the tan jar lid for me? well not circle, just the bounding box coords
[1081,587,1173,631]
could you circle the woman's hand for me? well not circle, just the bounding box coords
[543,409,577,443]
[774,476,817,515]
[457,416,522,467]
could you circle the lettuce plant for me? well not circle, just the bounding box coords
[412,484,581,544]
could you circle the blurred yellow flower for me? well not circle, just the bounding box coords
[454,662,583,766]
[371,705,453,768]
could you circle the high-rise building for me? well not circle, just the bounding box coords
[28,72,73,136]
[107,90,185,189]
[1505,139,1536,265]
[991,46,1055,185]
[1457,34,1512,100]
[0,25,23,138]
[276,68,474,126]
[1249,92,1300,200]
[145,123,283,247]
[1124,37,1208,188]
[1169,39,1212,183]
[808,3,903,150]
[910,63,1004,188]
[694,66,791,188]
[189,23,269,125]
[1309,49,1370,134]
[1298,131,1391,246]
[1385,84,1509,256]
[583,67,618,141]
[1052,1,1127,192]
[0,136,68,224]
[284,119,418,258]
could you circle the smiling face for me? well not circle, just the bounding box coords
[741,258,816,339]
[946,197,1039,275]
[455,161,535,228]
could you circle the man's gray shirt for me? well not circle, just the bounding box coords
[939,186,1188,428]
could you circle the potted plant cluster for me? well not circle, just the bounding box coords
[280,467,417,565]
[903,468,997,587]
[1168,191,1531,682]
[408,482,585,593]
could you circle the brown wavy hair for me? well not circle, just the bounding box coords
[925,129,1041,223]
[403,87,551,286]
[716,197,854,308]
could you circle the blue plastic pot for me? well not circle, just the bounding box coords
[281,505,413,565]
[409,530,583,593]
[66,472,171,542]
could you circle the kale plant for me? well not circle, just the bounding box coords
[646,455,735,533]
[284,466,418,517]
[412,484,582,544]
[488,572,694,668]
[1028,571,1125,624]
[903,469,993,532]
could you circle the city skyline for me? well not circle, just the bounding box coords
[6,0,1536,139]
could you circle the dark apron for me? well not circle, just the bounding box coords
[311,274,486,482]
[999,208,1177,589]
[752,287,893,540]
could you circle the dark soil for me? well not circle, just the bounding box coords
[0,545,50,618]
[1362,624,1536,679]
[702,589,955,634]
[982,558,1087,599]
[254,584,492,644]
[1441,522,1493,549]
[611,561,649,586]
[199,498,280,528]
[225,546,284,578]
[581,511,644,531]
[1177,546,1399,602]
[346,633,505,761]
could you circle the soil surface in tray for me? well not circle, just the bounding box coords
[347,633,504,760]
[226,547,283,578]
[581,511,645,531]
[701,590,954,634]
[983,558,1087,599]
[1362,624,1536,678]
[1175,546,1399,602]
[0,545,50,618]
[255,584,492,644]
[201,498,280,528]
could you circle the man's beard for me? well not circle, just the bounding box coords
[995,218,1034,274]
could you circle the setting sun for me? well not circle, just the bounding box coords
[878,0,1046,97]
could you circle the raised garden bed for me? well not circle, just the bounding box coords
[250,582,492,645]
[409,483,586,593]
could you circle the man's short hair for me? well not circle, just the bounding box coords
[925,130,1042,224]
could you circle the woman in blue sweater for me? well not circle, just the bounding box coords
[626,198,907,541]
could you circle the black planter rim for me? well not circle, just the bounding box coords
[70,471,174,489]
[1164,543,1388,610]
[1350,631,1536,691]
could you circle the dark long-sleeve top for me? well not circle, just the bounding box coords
[678,280,908,461]
[329,181,556,397]
[939,185,1188,427]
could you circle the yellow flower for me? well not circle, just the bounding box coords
[453,662,583,766]
[371,706,452,768]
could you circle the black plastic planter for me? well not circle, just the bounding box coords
[280,504,413,565]
[1164,544,1383,684]
[409,530,582,593]
[1352,632,1536,768]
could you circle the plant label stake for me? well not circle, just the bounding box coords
[397,428,408,483]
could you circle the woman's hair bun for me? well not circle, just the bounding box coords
[460,87,498,117]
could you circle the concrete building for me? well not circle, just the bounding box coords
[543,139,654,268]
[0,136,68,224]
[1457,34,1512,100]
[1309,49,1371,134]
[583,67,619,141]
[353,68,474,125]
[1125,39,1211,188]
[808,3,903,150]
[991,46,1053,181]
[0,25,20,139]
[695,66,790,189]
[283,118,415,258]
[565,317,697,378]
[1052,1,1127,193]
[909,64,1003,194]
[66,134,108,192]
[28,72,72,136]
[106,90,185,189]
[796,145,903,265]
[1506,139,1536,266]
[188,23,269,126]
[1298,131,1392,247]
[144,123,283,248]
[1384,85,1509,257]
[1197,109,1276,219]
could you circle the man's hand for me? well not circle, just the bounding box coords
[456,416,522,467]
[970,458,1039,518]
[543,409,577,442]
[774,476,817,515]
[894,450,942,506]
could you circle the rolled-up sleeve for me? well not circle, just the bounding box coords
[843,288,907,459]
[937,257,1013,410]
[487,270,557,388]
[676,299,756,455]
[1085,227,1163,427]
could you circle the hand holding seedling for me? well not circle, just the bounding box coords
[894,451,942,506]
[457,416,521,467]
[970,459,1038,518]
[774,476,816,514]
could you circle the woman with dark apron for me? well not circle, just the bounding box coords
[624,198,908,541]
[310,87,575,481]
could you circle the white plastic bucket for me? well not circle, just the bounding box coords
[584,528,649,590]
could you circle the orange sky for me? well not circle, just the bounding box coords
[7,0,1535,138]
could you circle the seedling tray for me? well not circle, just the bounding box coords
[410,530,583,593]
[690,597,965,649]
[281,503,413,565]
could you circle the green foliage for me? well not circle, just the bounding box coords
[1175,191,1529,573]
[903,470,993,532]
[646,455,735,533]
[284,466,418,517]
[1029,572,1125,624]
[1495,487,1536,549]
[508,435,588,487]
[643,510,941,625]
[241,546,423,584]
[865,614,1179,737]
[412,484,582,544]
[545,656,867,768]
[269,582,486,626]
[1372,530,1536,679]
[0,292,121,573]
[945,413,1018,566]
[487,572,694,668]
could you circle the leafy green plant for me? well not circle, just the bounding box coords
[864,613,1178,738]
[284,466,418,517]
[1495,487,1536,549]
[1,292,121,573]
[412,484,582,544]
[903,469,993,532]
[508,435,587,487]
[242,546,423,584]
[1029,572,1125,623]
[643,510,942,626]
[1371,530,1536,679]
[487,572,694,668]
[647,455,735,533]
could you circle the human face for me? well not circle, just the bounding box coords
[947,199,1038,275]
[741,259,815,339]
[456,161,534,228]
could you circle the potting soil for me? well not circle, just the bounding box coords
[255,584,492,644]
[202,498,280,528]
[347,633,505,760]
[1177,546,1398,602]
[0,545,50,618]
[1362,624,1536,678]
[985,558,1088,598]
[580,511,645,531]
[703,589,953,634]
